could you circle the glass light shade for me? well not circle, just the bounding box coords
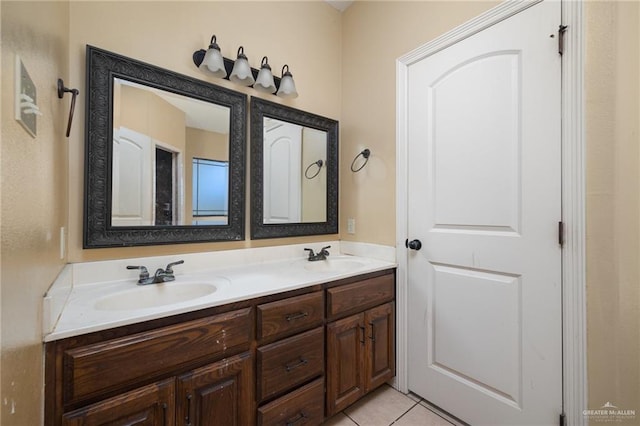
[200,48,227,78]
[254,56,276,94]
[276,65,298,99]
[229,47,255,86]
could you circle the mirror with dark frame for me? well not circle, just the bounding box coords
[84,45,247,248]
[250,97,338,239]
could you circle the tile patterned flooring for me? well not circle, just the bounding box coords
[324,385,462,426]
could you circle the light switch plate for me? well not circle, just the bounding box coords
[347,218,356,234]
[15,55,38,137]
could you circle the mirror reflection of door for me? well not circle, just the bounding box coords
[111,77,230,227]
[112,127,183,226]
[264,119,303,224]
[263,118,328,224]
[111,128,153,226]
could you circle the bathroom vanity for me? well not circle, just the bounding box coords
[43,247,396,425]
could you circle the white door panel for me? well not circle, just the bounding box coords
[264,122,302,223]
[112,128,153,226]
[407,2,561,425]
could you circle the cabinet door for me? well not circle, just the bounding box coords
[326,313,365,416]
[61,378,174,426]
[364,302,395,392]
[177,352,254,426]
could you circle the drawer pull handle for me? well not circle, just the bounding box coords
[185,394,192,426]
[285,311,309,321]
[286,411,308,426]
[369,322,376,342]
[284,357,308,372]
[359,325,365,345]
[162,403,168,426]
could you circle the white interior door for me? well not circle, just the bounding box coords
[112,127,153,226]
[263,121,302,223]
[406,2,562,425]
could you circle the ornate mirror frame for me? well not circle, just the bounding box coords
[84,45,247,248]
[250,97,339,239]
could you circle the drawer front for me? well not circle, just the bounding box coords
[257,378,324,426]
[258,291,324,342]
[63,307,253,404]
[327,273,394,319]
[257,327,324,402]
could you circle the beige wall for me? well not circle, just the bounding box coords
[340,1,498,245]
[0,2,69,425]
[117,83,187,152]
[68,1,342,262]
[585,1,640,421]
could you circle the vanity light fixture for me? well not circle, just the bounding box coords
[254,56,277,94]
[229,46,255,86]
[192,36,293,97]
[276,65,298,99]
[199,35,227,78]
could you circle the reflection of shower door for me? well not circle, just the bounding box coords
[112,128,153,226]
[264,122,302,223]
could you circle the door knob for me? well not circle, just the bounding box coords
[405,239,422,251]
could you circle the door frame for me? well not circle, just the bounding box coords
[395,1,586,425]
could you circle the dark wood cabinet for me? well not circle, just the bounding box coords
[177,352,254,426]
[325,273,395,417]
[364,302,395,392]
[46,269,395,425]
[61,378,175,426]
[326,313,366,415]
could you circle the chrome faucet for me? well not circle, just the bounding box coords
[304,245,331,262]
[127,260,184,285]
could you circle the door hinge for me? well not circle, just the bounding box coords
[558,25,568,55]
[558,221,565,247]
[559,412,567,426]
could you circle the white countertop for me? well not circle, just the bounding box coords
[43,242,396,342]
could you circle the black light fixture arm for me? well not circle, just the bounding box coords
[57,78,79,137]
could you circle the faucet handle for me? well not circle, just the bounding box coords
[165,260,184,274]
[304,248,315,258]
[320,245,331,255]
[127,265,149,279]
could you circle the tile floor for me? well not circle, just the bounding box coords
[323,385,464,426]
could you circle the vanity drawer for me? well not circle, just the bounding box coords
[257,378,324,426]
[257,291,324,342]
[257,327,324,402]
[327,273,394,320]
[62,307,252,404]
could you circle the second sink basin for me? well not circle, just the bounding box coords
[303,257,366,273]
[94,279,228,311]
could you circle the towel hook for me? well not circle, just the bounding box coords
[57,78,79,137]
[304,159,323,179]
[350,148,370,172]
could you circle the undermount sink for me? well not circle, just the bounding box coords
[94,279,228,311]
[303,257,366,273]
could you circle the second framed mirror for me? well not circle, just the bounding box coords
[250,97,338,239]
